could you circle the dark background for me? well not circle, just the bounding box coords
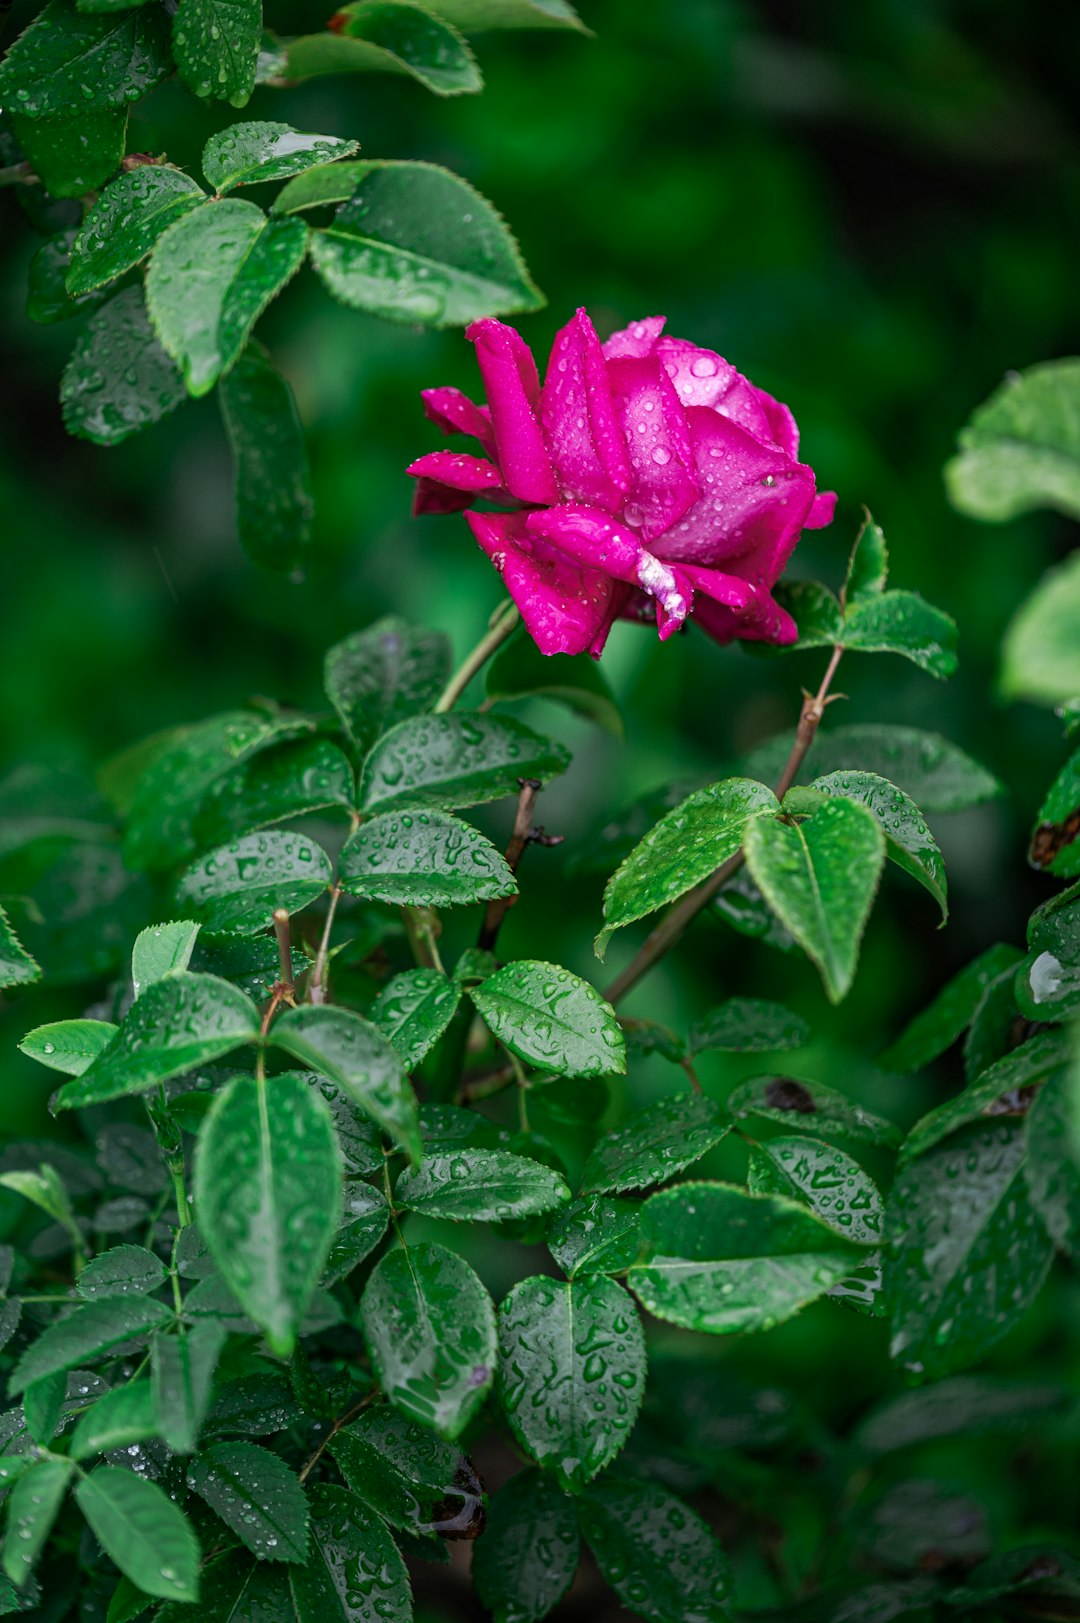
[3,1,1080,1607]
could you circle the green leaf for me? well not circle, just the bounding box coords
[340,810,516,908]
[688,997,809,1056]
[576,1477,733,1623]
[285,5,481,96]
[853,1376,1067,1456]
[360,712,568,814]
[28,229,109,324]
[581,1093,731,1195]
[1016,883,1080,1021]
[841,590,959,679]
[9,1297,171,1395]
[131,921,200,998]
[69,1381,157,1460]
[187,1441,308,1562]
[742,723,1002,814]
[1001,549,1080,707]
[61,285,185,448]
[324,617,450,754]
[23,1369,68,1445]
[547,1195,642,1278]
[771,579,843,649]
[194,1072,342,1358]
[329,1404,479,1533]
[173,0,261,106]
[151,1321,227,1454]
[0,906,41,991]
[76,1244,168,1300]
[75,1469,201,1603]
[309,160,543,327]
[844,510,889,603]
[218,343,314,573]
[0,1165,79,1236]
[485,628,623,737]
[359,1241,496,1438]
[1025,1067,1080,1254]
[630,1181,865,1335]
[472,1469,579,1623]
[420,0,586,28]
[202,121,360,192]
[323,1182,389,1282]
[471,960,625,1079]
[712,870,800,957]
[744,797,885,1003]
[175,830,332,936]
[900,1028,1071,1162]
[807,769,948,921]
[193,738,355,847]
[727,1073,902,1146]
[1029,745,1080,878]
[887,1120,1054,1381]
[10,106,127,198]
[53,972,259,1111]
[497,1274,645,1490]
[290,1483,411,1621]
[270,1005,420,1163]
[123,710,317,871]
[596,779,780,956]
[396,1147,570,1221]
[67,169,207,296]
[747,1136,885,1246]
[2,1459,74,1589]
[146,203,307,396]
[0,1,173,118]
[370,968,462,1070]
[879,943,1022,1072]
[946,360,1080,523]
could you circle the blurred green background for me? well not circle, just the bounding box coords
[4,1,1080,1599]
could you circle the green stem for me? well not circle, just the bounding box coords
[433,600,520,713]
[309,885,343,1005]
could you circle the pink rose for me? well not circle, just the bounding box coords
[407,309,836,657]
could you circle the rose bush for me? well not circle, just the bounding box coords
[408,308,836,654]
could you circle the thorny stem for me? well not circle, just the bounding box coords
[433,599,520,714]
[603,645,846,1005]
[309,885,343,1005]
[297,1389,381,1485]
[479,778,563,952]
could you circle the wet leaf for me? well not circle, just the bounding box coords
[23,1370,67,1446]
[887,1120,1054,1381]
[853,1375,1067,1458]
[219,343,314,574]
[61,285,185,448]
[28,228,108,323]
[330,1403,483,1536]
[879,943,1022,1072]
[727,1073,902,1146]
[1014,879,1080,1021]
[19,1019,117,1078]
[53,973,260,1111]
[576,1476,733,1623]
[151,1321,227,1454]
[309,160,543,327]
[745,797,885,1003]
[271,1005,420,1163]
[322,1181,389,1282]
[946,359,1080,523]
[285,6,481,97]
[742,723,1002,814]
[193,737,355,847]
[360,712,568,814]
[0,1,173,118]
[76,1244,168,1301]
[581,1093,730,1195]
[471,960,625,1079]
[747,1136,884,1246]
[688,997,809,1055]
[807,770,948,921]
[69,1381,157,1460]
[290,1483,411,1621]
[900,1027,1071,1162]
[187,1440,308,1562]
[131,921,200,998]
[1029,745,1080,877]
[9,1296,171,1395]
[340,810,516,908]
[628,1181,865,1335]
[2,1459,74,1589]
[1024,1067,1080,1255]
[359,1241,496,1438]
[324,617,450,755]
[497,1274,645,1490]
[841,590,958,680]
[420,0,586,29]
[75,1469,200,1602]
[844,510,889,603]
[547,1194,642,1277]
[596,778,780,956]
[202,121,359,192]
[0,907,41,991]
[67,168,207,296]
[472,1468,579,1623]
[175,829,332,935]
[397,1148,570,1222]
[194,1072,342,1357]
[173,0,261,106]
[1001,550,1080,708]
[11,105,127,198]
[146,203,307,396]
[370,968,462,1070]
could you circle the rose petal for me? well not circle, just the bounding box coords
[421,387,496,457]
[467,510,616,657]
[692,587,798,647]
[806,490,838,529]
[406,451,508,516]
[540,308,631,510]
[602,315,666,359]
[526,504,692,631]
[466,319,559,505]
[754,388,800,457]
[653,338,777,444]
[606,356,701,543]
